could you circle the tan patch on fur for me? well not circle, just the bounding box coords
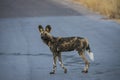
[61,42,69,47]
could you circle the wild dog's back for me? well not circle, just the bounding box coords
[55,37,85,52]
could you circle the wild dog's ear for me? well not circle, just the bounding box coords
[45,25,51,33]
[38,25,44,33]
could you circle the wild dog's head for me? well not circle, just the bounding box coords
[38,25,53,45]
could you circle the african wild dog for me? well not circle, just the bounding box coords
[38,25,94,74]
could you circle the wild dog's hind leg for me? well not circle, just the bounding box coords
[78,51,89,73]
[58,53,67,73]
[50,55,57,74]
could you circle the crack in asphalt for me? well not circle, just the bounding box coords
[0,52,51,56]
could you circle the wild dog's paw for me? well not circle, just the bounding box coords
[82,70,88,73]
[50,71,55,74]
[64,68,67,73]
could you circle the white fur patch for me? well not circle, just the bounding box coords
[87,52,94,61]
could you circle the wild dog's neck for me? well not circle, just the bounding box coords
[43,35,56,46]
[48,36,61,46]
[48,36,56,43]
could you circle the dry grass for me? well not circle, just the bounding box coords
[73,0,120,19]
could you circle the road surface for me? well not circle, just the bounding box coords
[0,0,120,80]
[0,0,82,18]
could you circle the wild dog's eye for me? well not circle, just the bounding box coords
[44,33,47,36]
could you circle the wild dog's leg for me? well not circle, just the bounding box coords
[50,54,57,74]
[78,51,89,73]
[58,53,67,73]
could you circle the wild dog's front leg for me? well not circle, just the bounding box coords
[50,55,57,74]
[58,53,67,73]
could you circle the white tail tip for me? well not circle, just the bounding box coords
[87,52,94,61]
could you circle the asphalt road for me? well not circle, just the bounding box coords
[0,0,81,18]
[0,0,120,80]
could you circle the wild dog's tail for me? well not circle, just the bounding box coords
[86,44,94,61]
